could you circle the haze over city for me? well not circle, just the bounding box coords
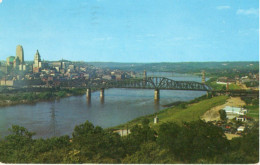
[0,0,259,62]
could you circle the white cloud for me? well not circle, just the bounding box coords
[216,6,230,10]
[0,0,2,3]
[236,8,259,15]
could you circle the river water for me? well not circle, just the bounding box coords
[0,72,207,138]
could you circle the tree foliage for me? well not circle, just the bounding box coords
[219,109,227,121]
[157,120,229,163]
[0,120,258,163]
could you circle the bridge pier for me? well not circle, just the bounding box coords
[86,88,91,101]
[154,89,160,100]
[87,98,91,107]
[100,88,105,103]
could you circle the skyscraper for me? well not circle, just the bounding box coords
[16,45,24,64]
[33,50,42,73]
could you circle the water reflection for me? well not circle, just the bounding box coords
[100,97,105,105]
[50,103,57,137]
[154,99,160,111]
[86,98,91,107]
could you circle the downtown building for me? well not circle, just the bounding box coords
[13,45,27,71]
[33,50,42,73]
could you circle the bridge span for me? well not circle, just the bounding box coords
[85,76,211,101]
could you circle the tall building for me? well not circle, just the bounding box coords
[13,45,26,71]
[33,50,42,73]
[16,45,24,64]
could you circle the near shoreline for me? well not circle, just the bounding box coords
[108,95,229,130]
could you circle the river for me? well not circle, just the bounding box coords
[0,72,207,138]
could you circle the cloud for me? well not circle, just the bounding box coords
[0,0,2,3]
[216,6,230,10]
[236,8,259,15]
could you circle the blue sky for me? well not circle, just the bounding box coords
[0,0,259,62]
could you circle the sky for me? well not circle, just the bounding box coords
[0,0,259,62]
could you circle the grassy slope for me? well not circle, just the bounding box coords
[246,105,259,120]
[111,95,228,130]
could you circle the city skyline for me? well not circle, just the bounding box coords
[0,0,259,62]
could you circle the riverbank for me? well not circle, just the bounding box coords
[0,88,92,107]
[109,95,228,130]
[161,101,186,107]
[0,93,72,107]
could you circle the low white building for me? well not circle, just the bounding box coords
[236,115,247,122]
[237,126,245,132]
[154,116,159,124]
[114,129,131,136]
[223,106,247,119]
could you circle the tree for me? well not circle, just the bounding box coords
[123,118,156,155]
[219,109,227,121]
[72,121,124,163]
[157,122,181,151]
[0,125,35,163]
[122,141,177,163]
[157,120,229,163]
[5,125,35,148]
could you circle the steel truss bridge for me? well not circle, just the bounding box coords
[83,77,211,101]
[87,77,211,91]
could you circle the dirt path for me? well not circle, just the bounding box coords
[238,84,248,90]
[225,133,241,140]
[201,97,246,122]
